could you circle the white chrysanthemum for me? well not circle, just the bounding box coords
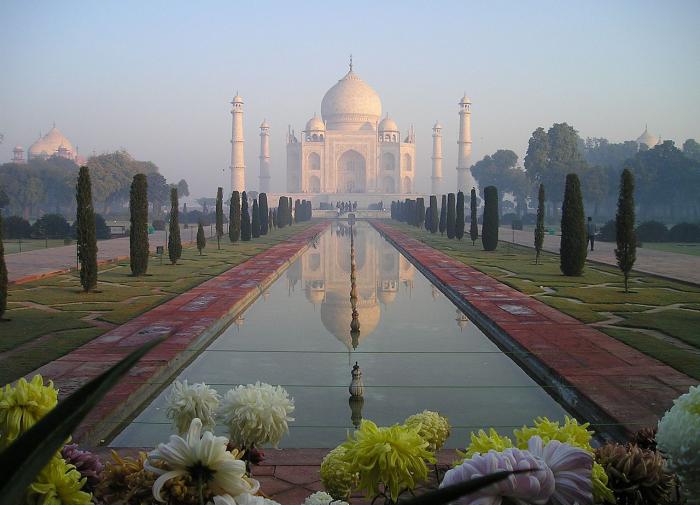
[146,418,260,503]
[166,380,220,434]
[208,493,281,505]
[302,491,349,505]
[220,382,295,448]
[657,384,700,499]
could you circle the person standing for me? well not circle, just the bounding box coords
[587,216,596,251]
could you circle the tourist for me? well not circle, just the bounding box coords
[587,217,596,251]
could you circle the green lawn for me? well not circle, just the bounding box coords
[0,223,314,384]
[639,242,700,257]
[386,222,700,380]
[2,239,69,254]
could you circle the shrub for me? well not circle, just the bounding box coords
[635,221,668,242]
[229,191,241,242]
[196,221,206,254]
[215,187,224,239]
[129,173,149,276]
[481,186,499,251]
[251,199,260,238]
[456,191,465,239]
[598,220,616,242]
[0,213,6,320]
[415,197,425,228]
[241,192,251,241]
[668,222,700,242]
[560,173,587,276]
[439,195,447,235]
[500,213,518,226]
[168,188,182,264]
[76,166,97,292]
[31,214,70,239]
[94,214,111,240]
[534,184,545,264]
[615,169,636,293]
[446,193,456,239]
[429,195,438,233]
[151,219,166,231]
[3,215,32,239]
[470,188,478,245]
[259,193,268,234]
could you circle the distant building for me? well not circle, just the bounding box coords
[18,125,85,164]
[636,126,660,150]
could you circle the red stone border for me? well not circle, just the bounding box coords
[28,223,328,445]
[371,220,695,439]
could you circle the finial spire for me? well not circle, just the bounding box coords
[349,54,353,71]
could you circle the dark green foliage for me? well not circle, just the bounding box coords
[76,166,97,292]
[278,196,288,227]
[615,169,636,292]
[294,199,301,224]
[425,207,431,228]
[241,192,251,241]
[635,221,668,242]
[31,214,70,239]
[481,186,499,251]
[446,193,456,239]
[251,199,261,238]
[229,191,241,242]
[439,195,447,235]
[196,221,206,254]
[259,193,268,234]
[456,191,465,239]
[2,215,31,239]
[415,197,425,228]
[535,184,545,264]
[560,173,587,276]
[470,188,478,245]
[0,213,7,320]
[151,219,166,231]
[669,222,700,242]
[288,197,293,223]
[269,208,274,230]
[94,214,111,240]
[429,195,439,233]
[215,187,224,244]
[129,174,149,276]
[168,187,181,264]
[598,220,616,242]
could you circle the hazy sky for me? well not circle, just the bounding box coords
[1,0,699,197]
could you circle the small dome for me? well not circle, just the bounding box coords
[260,119,270,128]
[459,95,471,104]
[377,289,397,304]
[306,114,325,132]
[378,115,399,132]
[321,68,382,131]
[13,145,23,151]
[232,94,244,104]
[636,127,659,149]
[433,121,442,130]
[320,291,380,350]
[28,126,74,158]
[305,286,325,305]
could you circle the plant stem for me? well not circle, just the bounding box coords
[198,472,204,505]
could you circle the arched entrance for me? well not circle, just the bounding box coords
[337,150,366,193]
[402,176,412,193]
[382,175,395,193]
[309,175,321,193]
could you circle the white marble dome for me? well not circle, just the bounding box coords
[305,114,325,132]
[321,69,382,131]
[378,115,399,132]
[28,127,74,158]
[636,127,659,149]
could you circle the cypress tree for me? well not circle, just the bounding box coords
[560,173,587,276]
[288,197,293,223]
[241,192,251,240]
[229,191,241,242]
[456,191,465,240]
[0,213,7,321]
[259,193,269,234]
[278,196,287,227]
[130,174,149,276]
[439,195,447,235]
[425,207,431,229]
[196,221,206,255]
[615,169,636,293]
[168,187,182,264]
[470,188,478,245]
[416,197,425,228]
[446,193,456,239]
[481,186,499,251]
[182,202,188,227]
[534,183,545,264]
[269,208,274,230]
[215,187,223,249]
[76,166,98,292]
[252,199,261,238]
[429,195,439,233]
[294,199,301,223]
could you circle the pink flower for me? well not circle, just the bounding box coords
[527,437,593,505]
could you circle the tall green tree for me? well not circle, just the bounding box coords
[560,173,587,276]
[446,193,456,239]
[278,196,287,227]
[439,195,447,235]
[168,187,182,264]
[259,193,269,235]
[196,221,206,255]
[481,186,499,250]
[534,184,545,264]
[229,191,240,242]
[268,209,274,231]
[76,166,98,292]
[215,187,224,249]
[429,195,439,233]
[615,169,636,292]
[288,197,293,223]
[251,199,261,238]
[129,174,149,276]
[456,191,465,239]
[415,197,425,229]
[241,192,251,241]
[469,188,478,246]
[0,213,7,321]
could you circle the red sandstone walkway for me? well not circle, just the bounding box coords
[28,223,327,445]
[371,221,695,437]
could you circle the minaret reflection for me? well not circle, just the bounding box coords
[349,222,361,350]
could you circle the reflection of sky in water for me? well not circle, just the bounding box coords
[112,221,567,448]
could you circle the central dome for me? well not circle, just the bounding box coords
[321,69,382,131]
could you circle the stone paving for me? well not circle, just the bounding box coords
[372,220,695,437]
[27,223,327,445]
[500,226,700,285]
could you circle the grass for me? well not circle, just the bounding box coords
[0,223,314,384]
[387,222,700,380]
[2,239,69,254]
[639,242,700,257]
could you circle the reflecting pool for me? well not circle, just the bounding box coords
[112,221,567,448]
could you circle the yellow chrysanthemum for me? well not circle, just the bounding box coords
[404,410,451,452]
[514,416,593,451]
[25,456,92,505]
[340,420,435,502]
[0,374,58,449]
[456,428,514,462]
[319,446,357,500]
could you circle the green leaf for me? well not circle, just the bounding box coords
[398,469,529,505]
[0,336,165,505]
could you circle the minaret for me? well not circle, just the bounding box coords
[259,119,271,193]
[431,122,443,195]
[229,94,245,193]
[456,94,475,192]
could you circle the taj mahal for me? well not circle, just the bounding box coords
[228,60,476,202]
